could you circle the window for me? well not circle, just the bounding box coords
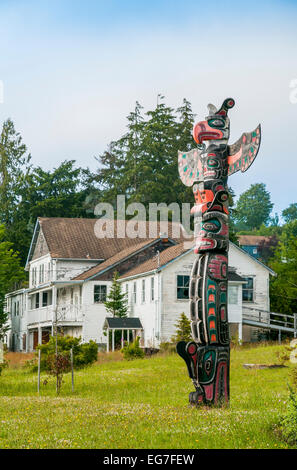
[142,279,145,303]
[39,264,44,284]
[94,285,107,303]
[133,282,137,304]
[228,285,238,305]
[47,262,52,281]
[151,277,155,302]
[177,275,190,299]
[42,290,52,307]
[31,267,37,286]
[29,293,40,310]
[125,284,128,301]
[242,277,254,302]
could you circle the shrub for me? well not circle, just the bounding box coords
[46,352,71,395]
[159,342,176,354]
[0,359,8,376]
[35,335,98,371]
[281,386,297,444]
[121,337,145,360]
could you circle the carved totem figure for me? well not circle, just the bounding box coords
[176,98,261,406]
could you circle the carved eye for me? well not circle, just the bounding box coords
[208,118,225,128]
[208,158,219,168]
[205,360,212,372]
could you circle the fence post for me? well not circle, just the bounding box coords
[278,329,282,344]
[70,348,74,392]
[37,348,41,394]
[294,314,297,339]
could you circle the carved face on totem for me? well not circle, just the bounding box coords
[192,98,235,146]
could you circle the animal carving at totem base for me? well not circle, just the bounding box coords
[176,98,261,406]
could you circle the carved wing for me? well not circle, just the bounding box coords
[227,124,261,176]
[178,148,203,187]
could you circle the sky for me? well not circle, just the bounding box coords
[0,0,297,218]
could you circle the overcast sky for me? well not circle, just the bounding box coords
[0,0,296,218]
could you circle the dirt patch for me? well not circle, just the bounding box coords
[6,352,35,368]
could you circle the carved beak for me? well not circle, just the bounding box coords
[193,121,223,144]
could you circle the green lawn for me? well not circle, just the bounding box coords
[0,343,295,449]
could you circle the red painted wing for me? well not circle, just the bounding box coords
[227,124,261,176]
[178,148,203,187]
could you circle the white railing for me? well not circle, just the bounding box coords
[28,304,83,325]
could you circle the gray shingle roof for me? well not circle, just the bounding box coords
[104,317,143,329]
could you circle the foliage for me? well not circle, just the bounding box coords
[0,343,294,449]
[280,386,297,444]
[121,337,144,360]
[171,312,192,343]
[0,225,25,341]
[233,183,273,231]
[104,271,128,318]
[0,358,8,376]
[94,97,195,209]
[36,335,98,371]
[46,352,71,395]
[282,203,297,223]
[257,234,279,264]
[158,342,176,354]
[270,223,297,314]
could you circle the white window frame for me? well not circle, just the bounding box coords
[176,274,190,300]
[141,279,145,303]
[242,276,254,302]
[133,282,137,304]
[94,285,107,303]
[151,277,155,302]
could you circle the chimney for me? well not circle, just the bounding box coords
[159,232,168,243]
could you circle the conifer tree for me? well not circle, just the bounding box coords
[104,271,128,318]
[171,312,192,343]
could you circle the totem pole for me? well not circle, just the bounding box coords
[176,98,261,406]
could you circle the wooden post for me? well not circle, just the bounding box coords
[106,328,109,352]
[127,329,129,345]
[112,329,115,352]
[121,329,124,348]
[278,329,282,344]
[294,314,297,339]
[37,348,41,395]
[70,348,74,392]
[132,330,135,341]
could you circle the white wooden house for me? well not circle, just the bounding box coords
[5,217,275,351]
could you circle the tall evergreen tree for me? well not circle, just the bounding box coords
[0,225,25,340]
[104,271,128,318]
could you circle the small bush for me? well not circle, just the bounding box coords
[281,386,297,444]
[0,359,8,376]
[121,337,144,361]
[159,342,176,354]
[35,335,98,371]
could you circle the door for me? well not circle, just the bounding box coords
[33,331,38,350]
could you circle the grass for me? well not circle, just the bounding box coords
[0,342,295,449]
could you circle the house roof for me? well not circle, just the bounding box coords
[228,271,245,282]
[230,242,276,276]
[238,235,272,246]
[103,317,143,329]
[119,243,190,279]
[73,238,165,281]
[26,218,185,266]
[119,244,248,281]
